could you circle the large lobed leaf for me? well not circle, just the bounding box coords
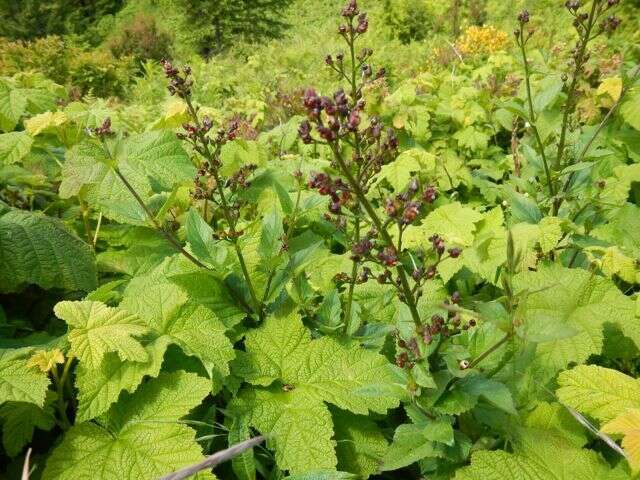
[43,371,213,480]
[0,206,97,293]
[232,314,403,474]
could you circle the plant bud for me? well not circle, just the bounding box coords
[517,9,530,23]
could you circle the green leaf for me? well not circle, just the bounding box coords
[74,337,170,422]
[373,149,429,190]
[525,401,588,448]
[259,208,285,267]
[236,314,401,414]
[229,416,256,480]
[43,372,212,480]
[60,141,149,225]
[381,423,440,471]
[122,130,195,191]
[54,301,148,370]
[60,133,194,225]
[557,365,640,423]
[0,206,98,293]
[621,90,640,131]
[333,410,388,479]
[453,127,489,152]
[234,387,337,474]
[513,264,637,373]
[459,375,517,415]
[232,314,402,473]
[403,202,482,248]
[0,392,55,456]
[185,209,227,268]
[0,80,27,132]
[120,281,235,376]
[220,140,267,177]
[284,471,357,480]
[0,131,33,165]
[0,348,50,406]
[454,428,620,480]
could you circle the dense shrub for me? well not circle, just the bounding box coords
[108,13,174,64]
[0,36,135,98]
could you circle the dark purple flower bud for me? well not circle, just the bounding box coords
[325,55,334,66]
[425,265,437,279]
[448,247,462,258]
[422,185,437,203]
[565,0,581,11]
[298,120,313,144]
[377,247,398,267]
[341,0,359,18]
[303,88,319,110]
[517,9,530,23]
[356,13,368,33]
[402,201,421,223]
[318,126,337,142]
[451,291,461,304]
[347,109,361,131]
[361,64,372,77]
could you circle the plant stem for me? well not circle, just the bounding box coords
[518,30,555,202]
[184,98,262,318]
[330,145,422,328]
[112,167,208,270]
[554,0,599,174]
[51,365,71,430]
[468,332,513,369]
[343,29,364,334]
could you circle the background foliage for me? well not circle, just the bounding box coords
[0,0,640,479]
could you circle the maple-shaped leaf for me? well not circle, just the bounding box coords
[333,410,388,479]
[54,301,148,369]
[74,337,170,422]
[231,315,403,474]
[557,365,640,424]
[0,131,33,165]
[59,131,195,225]
[454,428,621,480]
[43,371,213,480]
[402,202,482,249]
[120,279,235,376]
[513,264,638,374]
[0,348,50,406]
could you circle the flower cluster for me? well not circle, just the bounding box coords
[308,172,352,215]
[161,59,193,98]
[90,117,114,138]
[456,25,509,57]
[420,293,477,346]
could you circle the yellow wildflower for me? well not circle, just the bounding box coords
[456,25,509,57]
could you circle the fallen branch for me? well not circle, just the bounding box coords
[158,435,265,480]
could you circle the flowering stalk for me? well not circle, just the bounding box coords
[90,118,209,272]
[552,0,621,213]
[299,1,458,330]
[160,60,264,319]
[514,11,555,202]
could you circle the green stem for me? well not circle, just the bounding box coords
[112,166,208,270]
[184,98,262,318]
[331,146,422,328]
[554,0,599,173]
[51,365,71,430]
[343,27,365,334]
[519,30,555,202]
